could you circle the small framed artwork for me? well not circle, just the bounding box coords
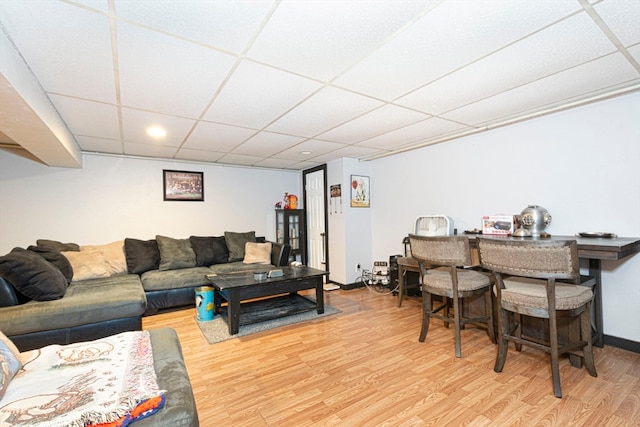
[330,184,342,214]
[350,175,370,208]
[163,170,204,201]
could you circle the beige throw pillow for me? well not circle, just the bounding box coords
[243,242,272,264]
[81,240,126,275]
[62,250,111,281]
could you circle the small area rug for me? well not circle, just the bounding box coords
[196,294,341,344]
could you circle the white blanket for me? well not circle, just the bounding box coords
[0,331,164,427]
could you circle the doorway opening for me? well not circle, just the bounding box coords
[302,165,337,290]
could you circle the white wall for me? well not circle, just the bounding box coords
[370,92,640,342]
[1,93,638,342]
[0,153,301,252]
[327,157,372,285]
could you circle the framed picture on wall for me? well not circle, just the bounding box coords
[163,170,204,201]
[350,175,370,208]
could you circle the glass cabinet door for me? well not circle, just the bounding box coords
[276,210,285,244]
[275,209,306,264]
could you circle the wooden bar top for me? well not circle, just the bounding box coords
[465,234,640,261]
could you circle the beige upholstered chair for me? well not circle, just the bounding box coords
[477,238,597,398]
[408,234,495,358]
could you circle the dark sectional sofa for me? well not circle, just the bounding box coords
[0,233,286,427]
[0,231,290,351]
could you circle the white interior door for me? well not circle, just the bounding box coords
[305,169,326,271]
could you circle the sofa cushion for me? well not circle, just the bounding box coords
[124,238,160,274]
[0,248,67,301]
[26,245,73,284]
[243,242,272,264]
[81,240,127,275]
[189,236,229,266]
[140,267,212,292]
[0,277,21,307]
[224,231,256,262]
[36,239,80,252]
[143,328,199,427]
[0,274,146,337]
[156,236,196,271]
[62,250,111,282]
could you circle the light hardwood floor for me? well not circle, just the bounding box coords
[142,288,640,426]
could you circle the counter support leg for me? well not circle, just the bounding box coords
[398,265,405,307]
[588,258,603,348]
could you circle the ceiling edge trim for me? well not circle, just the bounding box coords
[361,84,640,162]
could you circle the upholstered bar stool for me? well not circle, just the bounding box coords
[477,238,597,398]
[408,234,495,358]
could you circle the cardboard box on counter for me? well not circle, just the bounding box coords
[482,215,517,235]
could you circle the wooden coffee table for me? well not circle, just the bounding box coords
[206,266,328,335]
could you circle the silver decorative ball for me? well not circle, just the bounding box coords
[519,205,552,237]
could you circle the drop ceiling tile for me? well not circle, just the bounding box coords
[318,104,431,143]
[181,121,257,152]
[275,139,346,161]
[124,141,179,158]
[594,0,640,47]
[114,0,273,54]
[442,53,640,126]
[310,145,385,163]
[266,86,383,137]
[253,157,304,169]
[334,0,583,101]
[0,1,116,103]
[174,148,225,163]
[117,22,237,118]
[204,61,323,129]
[247,0,432,81]
[70,0,108,12]
[397,12,618,115]
[293,160,323,170]
[232,132,306,157]
[49,95,119,140]
[357,117,470,150]
[75,135,123,154]
[2,0,640,171]
[217,152,265,166]
[121,108,195,146]
[629,44,640,63]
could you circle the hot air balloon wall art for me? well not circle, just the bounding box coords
[350,175,370,208]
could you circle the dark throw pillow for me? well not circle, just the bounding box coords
[27,245,73,284]
[224,231,256,262]
[210,236,229,265]
[189,236,229,266]
[156,235,196,271]
[189,236,216,267]
[0,248,67,301]
[124,238,160,275]
[36,239,80,252]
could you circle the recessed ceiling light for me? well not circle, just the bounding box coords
[300,150,312,155]
[147,126,167,139]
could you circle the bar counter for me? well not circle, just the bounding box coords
[397,234,640,347]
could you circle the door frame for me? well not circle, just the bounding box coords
[302,164,329,278]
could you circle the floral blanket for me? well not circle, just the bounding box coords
[0,331,165,427]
